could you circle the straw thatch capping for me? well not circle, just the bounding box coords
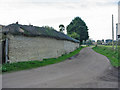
[3,23,79,43]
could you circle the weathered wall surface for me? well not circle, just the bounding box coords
[7,34,79,62]
[0,26,2,41]
[64,41,79,54]
[0,26,2,62]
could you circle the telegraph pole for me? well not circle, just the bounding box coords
[116,23,118,41]
[116,23,118,49]
[118,1,120,62]
[112,14,114,49]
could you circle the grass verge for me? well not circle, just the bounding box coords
[92,46,119,67]
[2,47,84,73]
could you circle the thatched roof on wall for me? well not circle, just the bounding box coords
[3,23,79,43]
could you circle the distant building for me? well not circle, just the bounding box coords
[91,40,95,42]
[91,40,96,45]
[105,39,112,44]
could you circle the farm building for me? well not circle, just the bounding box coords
[1,23,79,63]
[105,39,112,44]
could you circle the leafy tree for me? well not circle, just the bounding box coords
[86,39,93,45]
[59,24,65,33]
[102,39,104,43]
[97,40,102,45]
[67,17,89,45]
[68,32,79,39]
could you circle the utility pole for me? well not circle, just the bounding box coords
[112,14,114,49]
[116,23,118,41]
[116,23,118,49]
[118,1,120,61]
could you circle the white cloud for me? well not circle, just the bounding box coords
[0,0,119,40]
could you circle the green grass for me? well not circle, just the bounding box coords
[96,45,113,47]
[92,46,119,67]
[2,47,84,73]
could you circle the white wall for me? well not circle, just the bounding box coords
[64,41,79,54]
[7,34,79,62]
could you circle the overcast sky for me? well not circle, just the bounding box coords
[0,0,119,41]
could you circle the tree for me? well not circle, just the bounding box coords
[68,32,79,39]
[59,24,65,33]
[102,39,104,43]
[97,40,102,45]
[86,39,93,45]
[67,17,89,45]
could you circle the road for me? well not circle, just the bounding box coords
[2,47,118,88]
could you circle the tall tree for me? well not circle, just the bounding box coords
[67,17,89,45]
[59,24,65,33]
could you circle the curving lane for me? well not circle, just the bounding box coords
[2,47,118,88]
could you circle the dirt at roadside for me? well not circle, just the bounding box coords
[98,66,119,82]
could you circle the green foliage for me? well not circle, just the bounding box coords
[68,32,80,39]
[86,39,93,45]
[92,46,119,67]
[97,40,102,45]
[2,47,84,73]
[67,17,89,44]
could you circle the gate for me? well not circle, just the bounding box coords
[2,38,9,64]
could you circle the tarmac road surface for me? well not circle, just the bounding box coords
[2,47,118,88]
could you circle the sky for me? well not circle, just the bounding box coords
[0,0,119,41]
